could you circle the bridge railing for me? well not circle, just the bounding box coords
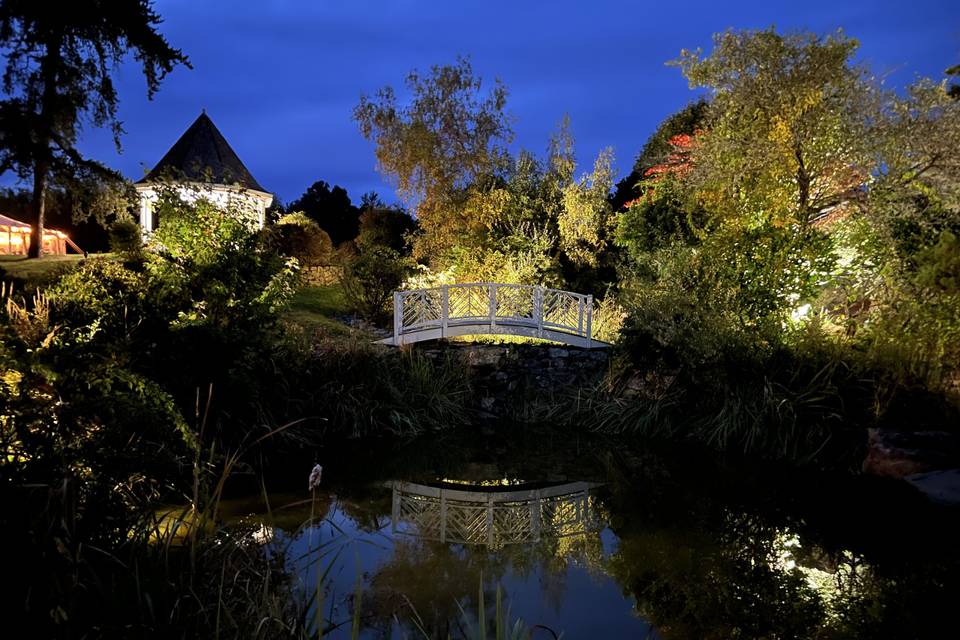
[385,282,602,348]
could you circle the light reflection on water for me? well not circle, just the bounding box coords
[269,479,654,639]
[212,437,960,639]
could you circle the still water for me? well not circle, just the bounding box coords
[218,430,960,639]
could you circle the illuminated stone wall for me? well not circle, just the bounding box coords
[418,343,610,417]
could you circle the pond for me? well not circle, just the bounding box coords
[215,428,960,639]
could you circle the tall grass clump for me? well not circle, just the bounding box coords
[255,335,472,440]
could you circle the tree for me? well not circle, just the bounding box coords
[947,64,960,100]
[612,99,709,210]
[359,190,386,210]
[271,212,335,267]
[673,29,876,227]
[286,180,360,245]
[357,205,417,254]
[354,56,513,263]
[615,175,705,264]
[559,147,615,267]
[0,0,189,257]
[341,244,411,322]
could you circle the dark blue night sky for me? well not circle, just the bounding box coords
[74,0,959,206]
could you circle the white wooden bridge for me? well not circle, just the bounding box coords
[377,283,609,349]
[389,480,603,547]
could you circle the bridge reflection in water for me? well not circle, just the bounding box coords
[389,480,604,547]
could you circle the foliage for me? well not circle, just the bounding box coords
[285,180,360,245]
[341,243,412,322]
[673,28,877,227]
[601,27,960,463]
[0,0,188,256]
[558,146,615,267]
[282,339,471,439]
[270,211,335,267]
[619,221,835,365]
[915,230,960,293]
[355,61,625,290]
[109,218,142,255]
[949,63,960,100]
[633,99,709,177]
[48,195,300,439]
[591,293,627,345]
[615,176,704,264]
[356,204,418,253]
[826,215,960,392]
[397,116,621,295]
[612,99,709,209]
[355,56,513,263]
[1,191,472,637]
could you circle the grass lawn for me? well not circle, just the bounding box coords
[284,284,355,335]
[0,253,103,288]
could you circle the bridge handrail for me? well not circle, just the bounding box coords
[389,282,597,347]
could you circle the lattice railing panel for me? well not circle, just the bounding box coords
[447,285,489,320]
[541,494,582,530]
[398,495,443,538]
[542,493,598,537]
[542,289,582,330]
[492,502,536,544]
[495,286,535,321]
[392,484,601,547]
[400,290,442,330]
[444,501,488,544]
[389,283,599,346]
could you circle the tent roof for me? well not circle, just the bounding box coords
[137,111,267,193]
[0,213,67,236]
[0,213,26,227]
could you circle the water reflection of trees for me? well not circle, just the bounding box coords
[600,451,960,640]
[351,481,609,638]
[251,440,960,638]
[606,514,825,638]
[357,532,607,638]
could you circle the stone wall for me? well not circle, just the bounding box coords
[416,342,611,417]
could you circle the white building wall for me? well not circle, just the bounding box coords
[136,182,273,238]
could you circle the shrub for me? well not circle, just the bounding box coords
[591,293,627,344]
[271,212,335,267]
[268,338,471,439]
[357,206,417,253]
[149,193,252,265]
[108,219,143,255]
[341,244,411,322]
[49,258,162,341]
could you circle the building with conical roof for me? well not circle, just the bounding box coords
[135,112,273,234]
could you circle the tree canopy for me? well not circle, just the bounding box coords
[672,28,877,227]
[612,99,708,210]
[354,56,513,262]
[286,180,360,245]
[0,0,189,256]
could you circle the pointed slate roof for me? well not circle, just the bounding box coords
[138,112,267,193]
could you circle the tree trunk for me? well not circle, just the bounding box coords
[27,160,48,258]
[27,36,61,259]
[795,144,811,225]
